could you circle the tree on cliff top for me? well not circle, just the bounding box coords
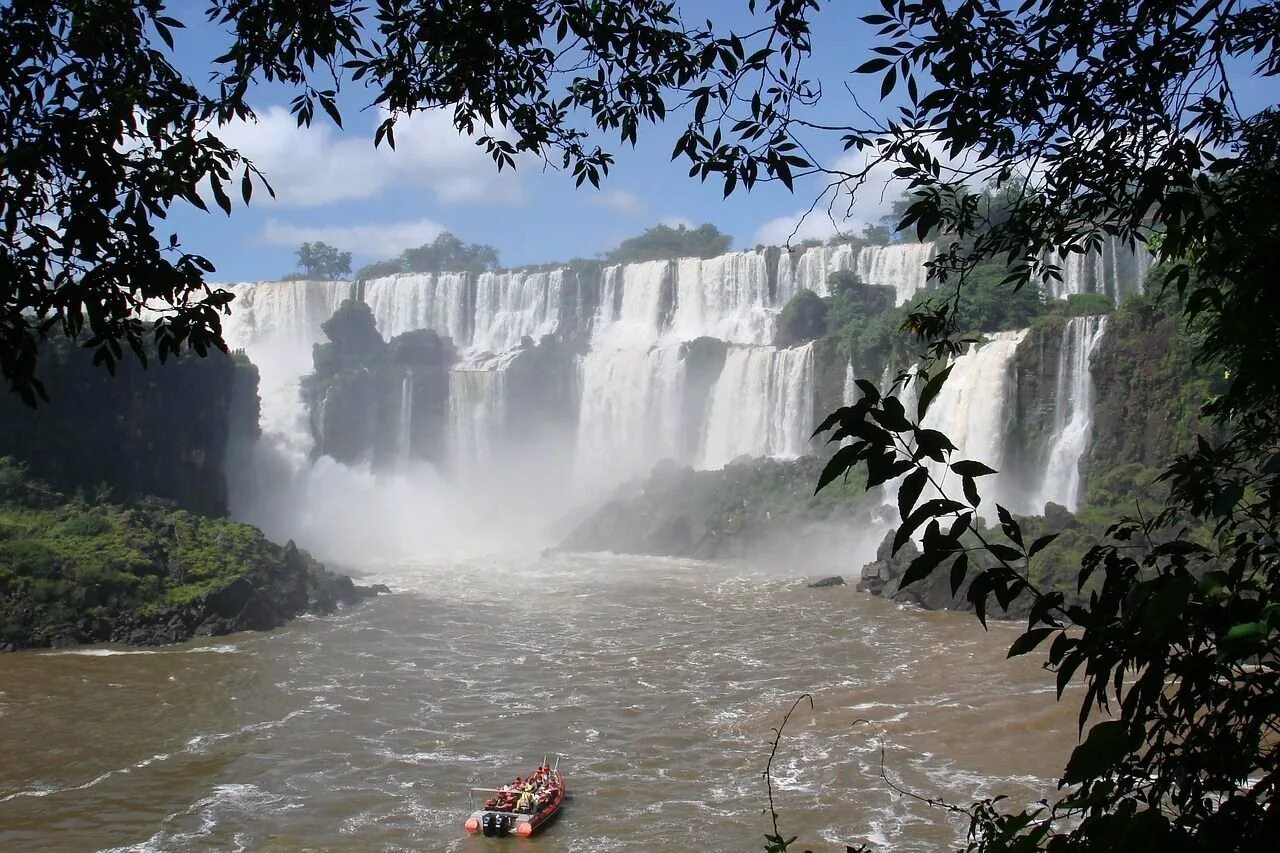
[604,223,733,263]
[354,232,501,279]
[293,242,352,280]
[0,0,769,402]
[401,233,500,274]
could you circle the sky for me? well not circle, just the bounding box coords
[162,2,901,281]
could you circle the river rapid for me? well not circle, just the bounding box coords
[0,552,1077,852]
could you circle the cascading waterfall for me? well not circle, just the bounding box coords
[776,242,933,306]
[575,346,687,489]
[364,272,471,344]
[397,370,414,463]
[1046,237,1153,303]
[448,365,506,476]
[777,243,856,302]
[855,243,935,305]
[921,330,1029,516]
[699,344,815,469]
[1031,316,1108,512]
[214,236,1127,561]
[221,279,359,463]
[669,252,773,344]
[470,269,563,354]
[590,260,670,349]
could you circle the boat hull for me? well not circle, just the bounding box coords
[465,770,564,838]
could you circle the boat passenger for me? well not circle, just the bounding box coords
[517,787,535,813]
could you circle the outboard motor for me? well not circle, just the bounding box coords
[481,813,496,837]
[496,815,512,837]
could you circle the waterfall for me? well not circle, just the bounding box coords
[221,279,358,465]
[1047,237,1152,303]
[921,330,1029,516]
[575,346,687,489]
[448,364,507,476]
[590,261,670,349]
[1032,316,1108,512]
[778,243,856,301]
[842,360,856,406]
[470,269,563,354]
[397,370,414,462]
[215,236,1133,560]
[364,272,471,344]
[700,344,815,469]
[855,243,935,305]
[669,251,773,344]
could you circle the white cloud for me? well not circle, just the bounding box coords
[219,106,522,208]
[261,217,447,259]
[753,150,904,246]
[587,188,646,216]
[660,215,695,230]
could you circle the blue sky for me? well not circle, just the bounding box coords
[162,3,898,281]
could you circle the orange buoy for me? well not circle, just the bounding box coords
[517,821,533,837]
[464,817,480,833]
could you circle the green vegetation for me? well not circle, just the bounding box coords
[0,459,284,646]
[801,2,1280,849]
[774,289,828,347]
[604,223,732,263]
[785,230,1066,380]
[2,0,730,399]
[355,232,502,279]
[293,242,352,280]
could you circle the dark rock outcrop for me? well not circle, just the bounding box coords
[808,575,846,588]
[560,455,883,566]
[302,299,454,467]
[0,339,259,517]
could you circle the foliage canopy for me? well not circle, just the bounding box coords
[1,0,800,401]
[294,242,352,280]
[604,223,733,263]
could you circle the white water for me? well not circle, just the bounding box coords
[447,365,506,477]
[591,261,670,349]
[777,243,855,301]
[776,242,932,306]
[1031,316,1108,512]
[213,237,1119,562]
[574,346,688,491]
[922,331,1029,517]
[221,280,358,465]
[700,345,815,469]
[856,243,935,305]
[669,252,774,345]
[396,371,414,463]
[364,272,471,344]
[470,269,562,354]
[1046,236,1153,303]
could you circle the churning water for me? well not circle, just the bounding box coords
[0,553,1076,852]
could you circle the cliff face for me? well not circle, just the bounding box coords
[1005,314,1069,506]
[301,299,455,468]
[0,340,259,517]
[1087,302,1217,479]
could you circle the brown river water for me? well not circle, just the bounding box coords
[0,552,1078,851]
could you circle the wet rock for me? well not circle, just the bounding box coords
[808,576,846,588]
